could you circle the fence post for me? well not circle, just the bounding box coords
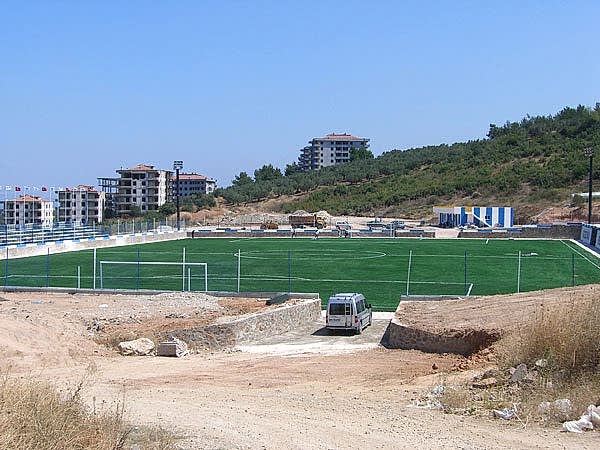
[77,265,81,289]
[136,246,140,290]
[4,246,8,288]
[93,248,97,290]
[182,247,186,292]
[46,248,50,288]
[288,249,292,293]
[517,251,522,293]
[237,249,241,293]
[572,253,575,287]
[406,250,412,297]
[464,251,468,295]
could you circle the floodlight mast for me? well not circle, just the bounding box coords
[173,160,183,231]
[584,147,594,224]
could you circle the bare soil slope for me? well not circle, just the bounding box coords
[396,285,599,334]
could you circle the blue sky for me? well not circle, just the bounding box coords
[1,1,599,192]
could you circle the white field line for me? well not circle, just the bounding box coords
[99,260,207,266]
[466,283,474,296]
[386,253,571,260]
[4,273,472,286]
[559,240,600,270]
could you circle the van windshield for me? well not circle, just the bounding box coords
[329,303,348,315]
[356,300,364,313]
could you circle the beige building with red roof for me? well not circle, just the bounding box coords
[4,195,54,227]
[57,185,105,225]
[115,164,171,215]
[298,133,370,171]
[170,173,216,199]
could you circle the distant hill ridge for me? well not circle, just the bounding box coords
[216,104,600,218]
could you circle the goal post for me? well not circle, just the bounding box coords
[99,260,208,292]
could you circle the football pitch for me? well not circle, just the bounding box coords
[2,237,599,311]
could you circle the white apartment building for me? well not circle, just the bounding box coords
[4,195,54,227]
[115,164,171,215]
[171,173,217,199]
[298,133,370,171]
[57,185,105,225]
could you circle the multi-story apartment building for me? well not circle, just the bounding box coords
[4,195,54,227]
[57,185,105,225]
[171,173,217,199]
[97,177,119,217]
[114,164,171,215]
[298,133,370,171]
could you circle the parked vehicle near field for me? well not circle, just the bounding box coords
[335,221,352,231]
[325,293,372,334]
[289,214,327,229]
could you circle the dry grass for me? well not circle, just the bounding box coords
[496,294,600,423]
[437,295,600,425]
[499,295,600,378]
[0,372,176,450]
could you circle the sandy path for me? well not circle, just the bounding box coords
[41,349,594,450]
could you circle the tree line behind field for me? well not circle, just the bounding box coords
[215,104,600,216]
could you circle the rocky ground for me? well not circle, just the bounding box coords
[0,289,598,449]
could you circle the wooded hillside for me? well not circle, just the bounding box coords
[216,104,600,218]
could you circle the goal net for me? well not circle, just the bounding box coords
[99,260,208,291]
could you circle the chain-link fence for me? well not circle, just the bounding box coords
[1,239,597,311]
[0,218,187,247]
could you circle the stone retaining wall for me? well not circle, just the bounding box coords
[458,224,582,239]
[0,231,187,259]
[382,317,500,356]
[159,297,321,350]
[188,230,435,238]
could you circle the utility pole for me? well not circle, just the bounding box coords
[584,147,594,224]
[173,160,183,231]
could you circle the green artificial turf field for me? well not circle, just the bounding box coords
[2,238,599,311]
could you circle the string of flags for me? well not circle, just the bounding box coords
[5,186,50,191]
[3,186,67,193]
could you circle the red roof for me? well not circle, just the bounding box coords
[178,173,209,181]
[313,133,368,142]
[128,163,155,171]
[14,195,52,203]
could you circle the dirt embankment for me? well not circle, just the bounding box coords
[0,291,270,371]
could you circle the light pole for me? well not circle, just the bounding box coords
[173,160,183,231]
[584,147,594,224]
